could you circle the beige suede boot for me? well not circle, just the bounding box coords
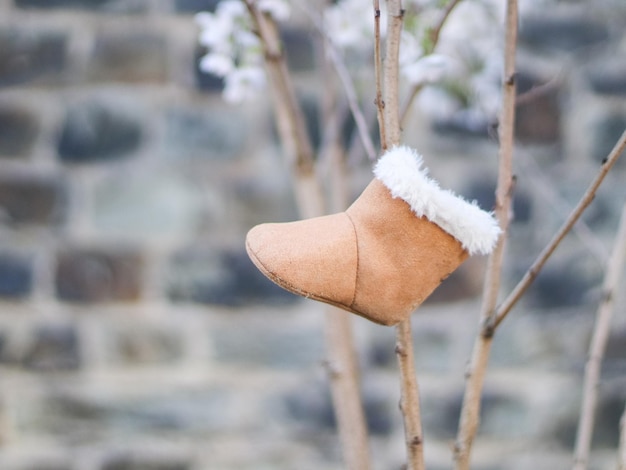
[246,146,500,326]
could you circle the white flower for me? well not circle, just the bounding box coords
[196,13,234,49]
[325,0,379,50]
[402,54,452,86]
[199,52,234,76]
[223,67,266,103]
[216,0,246,18]
[258,0,290,21]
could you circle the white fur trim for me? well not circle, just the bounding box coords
[374,146,501,255]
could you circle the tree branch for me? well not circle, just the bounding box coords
[619,402,626,470]
[374,0,386,151]
[384,0,404,147]
[453,1,518,468]
[573,201,626,470]
[494,128,626,329]
[378,1,425,469]
[245,4,372,469]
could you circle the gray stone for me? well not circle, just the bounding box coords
[519,14,609,52]
[210,318,323,369]
[432,110,492,139]
[175,0,220,13]
[523,257,601,310]
[101,455,190,470]
[589,66,626,95]
[166,247,297,307]
[164,107,246,159]
[89,32,167,83]
[113,326,184,365]
[282,29,316,73]
[0,253,32,299]
[0,176,67,225]
[57,99,142,163]
[515,72,562,144]
[462,178,532,224]
[591,112,626,165]
[23,324,81,371]
[0,104,39,158]
[93,169,202,238]
[0,28,67,86]
[55,248,144,303]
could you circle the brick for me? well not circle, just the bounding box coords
[14,0,149,12]
[0,253,33,298]
[164,107,246,159]
[175,0,220,13]
[519,14,609,52]
[89,32,168,83]
[589,67,626,95]
[0,28,67,86]
[166,247,297,307]
[101,456,190,470]
[23,324,81,371]
[0,104,39,158]
[113,326,184,365]
[525,259,600,309]
[431,110,492,139]
[55,249,143,303]
[515,72,562,144]
[57,99,142,163]
[210,318,324,369]
[591,112,626,164]
[462,178,532,224]
[0,176,66,225]
[282,28,316,72]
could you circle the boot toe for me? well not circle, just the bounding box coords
[245,214,358,308]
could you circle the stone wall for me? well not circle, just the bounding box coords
[0,1,625,469]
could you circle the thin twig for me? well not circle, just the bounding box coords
[374,0,387,151]
[573,202,626,470]
[494,128,626,328]
[619,403,626,470]
[453,1,518,468]
[379,1,425,468]
[384,0,404,147]
[245,4,372,469]
[396,320,425,470]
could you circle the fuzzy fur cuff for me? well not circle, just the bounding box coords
[374,146,501,256]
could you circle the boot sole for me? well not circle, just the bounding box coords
[245,239,387,325]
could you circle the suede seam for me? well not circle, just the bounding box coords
[345,211,359,311]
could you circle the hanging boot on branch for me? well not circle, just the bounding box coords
[246,146,501,326]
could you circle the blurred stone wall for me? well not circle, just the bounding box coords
[0,0,625,469]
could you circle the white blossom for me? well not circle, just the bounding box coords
[258,0,290,21]
[199,52,235,76]
[223,67,266,103]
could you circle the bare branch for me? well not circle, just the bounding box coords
[453,1,518,468]
[619,403,626,470]
[374,0,386,150]
[245,4,372,468]
[494,128,626,328]
[384,0,404,147]
[396,320,425,470]
[573,202,626,470]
